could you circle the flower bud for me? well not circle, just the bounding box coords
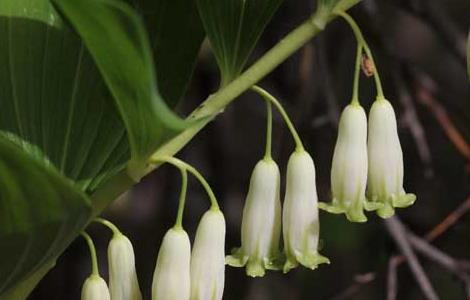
[226,159,282,277]
[81,275,111,300]
[108,234,142,300]
[322,104,381,222]
[190,209,226,300]
[367,98,416,218]
[282,150,329,273]
[152,228,191,300]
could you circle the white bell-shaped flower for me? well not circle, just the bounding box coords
[320,103,381,222]
[108,233,142,300]
[367,98,416,218]
[282,150,329,273]
[152,228,191,300]
[81,275,111,300]
[226,159,282,277]
[190,209,226,300]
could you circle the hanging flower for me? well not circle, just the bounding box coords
[81,275,111,300]
[152,228,191,300]
[367,98,416,218]
[190,209,226,300]
[226,159,282,277]
[320,103,381,222]
[108,233,142,300]
[282,150,329,273]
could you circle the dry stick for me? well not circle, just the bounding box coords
[425,196,470,241]
[384,217,440,300]
[334,196,470,300]
[328,273,376,300]
[387,257,400,300]
[416,82,470,161]
[407,232,470,299]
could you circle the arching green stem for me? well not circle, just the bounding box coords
[335,10,385,99]
[81,232,99,276]
[251,85,305,152]
[94,218,121,237]
[264,100,273,160]
[175,169,188,229]
[151,156,220,210]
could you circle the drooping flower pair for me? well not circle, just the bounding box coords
[152,209,226,300]
[227,86,329,276]
[320,98,415,222]
[227,150,329,276]
[150,156,226,300]
[80,227,142,300]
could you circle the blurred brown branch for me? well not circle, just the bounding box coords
[415,79,470,162]
[385,217,440,300]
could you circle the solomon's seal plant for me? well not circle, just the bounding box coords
[0,0,419,298]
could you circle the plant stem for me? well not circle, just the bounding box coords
[264,99,273,160]
[94,218,121,236]
[351,44,363,105]
[91,4,361,216]
[175,169,188,229]
[81,232,99,276]
[251,85,304,152]
[151,156,219,210]
[335,10,385,99]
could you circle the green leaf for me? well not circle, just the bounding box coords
[0,0,130,193]
[197,0,283,85]
[0,132,91,298]
[52,0,189,166]
[131,0,205,107]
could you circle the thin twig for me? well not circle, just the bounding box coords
[387,257,399,300]
[425,196,470,241]
[384,217,440,300]
[328,273,376,300]
[407,232,470,299]
[415,80,470,161]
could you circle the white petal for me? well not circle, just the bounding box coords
[283,151,328,272]
[368,99,415,217]
[330,104,368,222]
[108,234,142,300]
[227,159,282,277]
[190,209,226,300]
[81,275,111,300]
[152,228,191,300]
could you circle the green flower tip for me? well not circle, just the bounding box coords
[226,248,283,277]
[283,252,330,273]
[319,201,382,223]
[371,193,416,219]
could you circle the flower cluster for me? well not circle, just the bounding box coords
[317,10,416,222]
[227,86,329,276]
[77,12,418,300]
[80,224,142,300]
[320,99,415,222]
[152,209,226,300]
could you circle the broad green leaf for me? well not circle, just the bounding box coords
[131,0,205,107]
[0,0,130,193]
[197,0,283,85]
[0,133,91,298]
[52,0,189,166]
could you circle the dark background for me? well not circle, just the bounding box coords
[31,0,470,299]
